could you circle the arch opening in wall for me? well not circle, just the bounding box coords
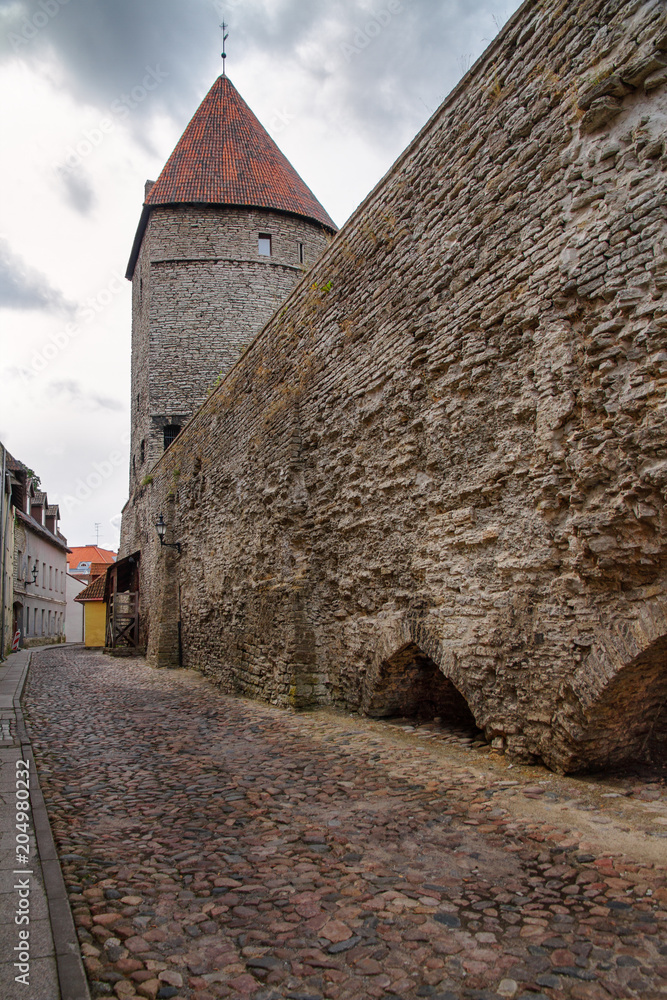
[12,601,23,645]
[563,635,667,774]
[365,642,477,730]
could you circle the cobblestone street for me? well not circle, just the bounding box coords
[24,648,667,1000]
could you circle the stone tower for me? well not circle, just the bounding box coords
[125,74,336,491]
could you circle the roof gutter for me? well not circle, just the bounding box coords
[126,204,151,281]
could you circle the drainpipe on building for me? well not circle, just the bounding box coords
[0,442,7,660]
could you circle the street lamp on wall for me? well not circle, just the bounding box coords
[155,514,181,553]
[24,561,38,586]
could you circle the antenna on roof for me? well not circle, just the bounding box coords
[95,522,101,546]
[220,21,229,76]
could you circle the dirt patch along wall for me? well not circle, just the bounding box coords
[121,0,667,773]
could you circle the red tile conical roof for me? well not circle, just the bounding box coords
[146,75,336,230]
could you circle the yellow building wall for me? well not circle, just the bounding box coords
[84,602,106,647]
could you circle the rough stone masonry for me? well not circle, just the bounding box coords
[121,0,667,774]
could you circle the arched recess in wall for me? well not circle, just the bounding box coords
[552,634,667,773]
[362,640,477,727]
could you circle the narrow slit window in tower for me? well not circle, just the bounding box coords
[298,242,305,264]
[258,234,272,256]
[140,439,145,464]
[164,425,181,450]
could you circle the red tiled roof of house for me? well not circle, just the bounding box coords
[67,546,117,570]
[74,575,106,603]
[147,75,336,228]
[89,562,112,580]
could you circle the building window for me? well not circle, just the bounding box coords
[34,609,38,634]
[42,563,46,589]
[164,425,181,450]
[41,610,44,635]
[25,608,29,636]
[298,242,304,265]
[258,234,272,257]
[49,566,53,590]
[140,439,145,463]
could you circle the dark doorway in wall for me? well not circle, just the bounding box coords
[565,635,667,775]
[366,642,476,727]
[12,601,23,646]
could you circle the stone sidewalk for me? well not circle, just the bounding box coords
[0,646,90,1000]
[22,646,667,1000]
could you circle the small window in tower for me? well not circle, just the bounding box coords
[140,439,145,463]
[258,234,272,257]
[164,425,181,450]
[298,242,305,265]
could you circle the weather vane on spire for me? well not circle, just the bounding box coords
[220,21,229,76]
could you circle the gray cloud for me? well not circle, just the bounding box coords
[1,0,520,152]
[231,1,516,146]
[55,166,96,215]
[48,379,123,412]
[0,237,75,313]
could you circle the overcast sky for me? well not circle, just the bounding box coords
[0,0,521,550]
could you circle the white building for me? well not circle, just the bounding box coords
[66,572,85,642]
[9,458,68,648]
[1,445,15,658]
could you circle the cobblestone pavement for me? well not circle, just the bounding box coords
[24,647,667,1000]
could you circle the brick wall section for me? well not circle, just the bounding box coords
[129,206,332,489]
[121,0,667,773]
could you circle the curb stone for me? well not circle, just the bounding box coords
[15,648,91,1000]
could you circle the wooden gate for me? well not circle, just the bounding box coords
[104,552,141,649]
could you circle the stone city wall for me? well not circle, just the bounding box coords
[121,0,667,772]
